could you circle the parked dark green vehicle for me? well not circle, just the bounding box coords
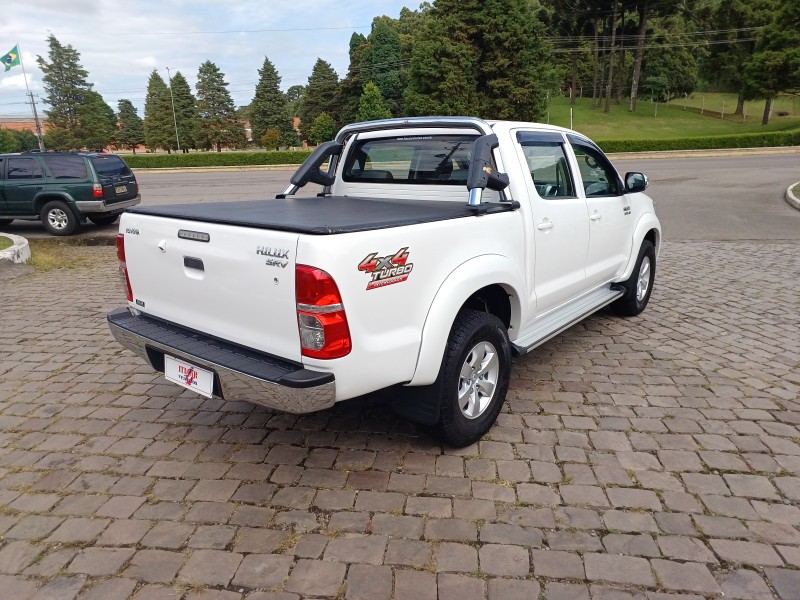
[0,152,141,236]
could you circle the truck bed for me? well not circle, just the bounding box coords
[127,196,512,235]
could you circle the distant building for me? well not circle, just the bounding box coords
[0,115,46,133]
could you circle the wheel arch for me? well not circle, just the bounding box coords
[35,194,78,215]
[619,215,661,282]
[407,254,523,386]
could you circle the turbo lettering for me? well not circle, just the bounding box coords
[359,247,414,290]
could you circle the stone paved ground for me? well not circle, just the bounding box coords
[0,239,799,600]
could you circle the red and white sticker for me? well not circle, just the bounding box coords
[358,247,414,290]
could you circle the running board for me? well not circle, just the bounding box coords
[511,286,624,356]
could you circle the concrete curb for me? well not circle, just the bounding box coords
[0,233,31,263]
[786,182,800,211]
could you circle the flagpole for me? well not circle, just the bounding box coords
[17,43,45,151]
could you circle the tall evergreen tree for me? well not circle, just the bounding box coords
[299,59,339,139]
[360,20,404,115]
[356,82,392,121]
[36,34,92,149]
[169,71,197,152]
[336,33,369,124]
[195,60,246,152]
[116,99,144,153]
[250,56,294,148]
[78,90,116,150]
[144,70,174,152]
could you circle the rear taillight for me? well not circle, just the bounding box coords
[296,265,351,359]
[93,183,103,198]
[116,233,133,302]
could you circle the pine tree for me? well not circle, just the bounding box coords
[360,20,404,116]
[195,60,246,152]
[356,82,392,122]
[336,33,369,124]
[78,90,117,150]
[144,70,174,152]
[250,56,294,148]
[116,99,144,153]
[169,71,197,152]
[36,34,92,149]
[299,59,339,139]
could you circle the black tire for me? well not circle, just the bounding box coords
[88,214,120,227]
[433,310,511,447]
[41,200,79,236]
[611,239,656,316]
[0,219,12,227]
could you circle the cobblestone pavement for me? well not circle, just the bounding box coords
[1,239,799,600]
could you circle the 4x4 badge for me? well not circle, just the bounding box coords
[358,247,413,290]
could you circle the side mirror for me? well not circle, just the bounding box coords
[290,141,343,188]
[625,172,648,193]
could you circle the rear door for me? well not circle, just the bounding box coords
[121,213,303,361]
[38,154,94,203]
[90,155,138,205]
[4,157,45,215]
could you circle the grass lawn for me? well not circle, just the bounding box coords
[0,237,12,252]
[545,95,800,141]
[668,92,798,119]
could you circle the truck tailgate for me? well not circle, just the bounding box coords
[121,213,301,362]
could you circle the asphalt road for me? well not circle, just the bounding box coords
[3,151,799,241]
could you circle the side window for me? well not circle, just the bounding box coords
[520,142,575,199]
[7,158,43,180]
[569,140,621,197]
[40,155,88,179]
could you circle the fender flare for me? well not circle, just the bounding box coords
[407,254,524,386]
[35,193,78,215]
[619,213,661,281]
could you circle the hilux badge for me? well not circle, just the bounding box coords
[257,245,290,268]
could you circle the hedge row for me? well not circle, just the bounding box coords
[122,150,312,169]
[598,130,800,153]
[120,130,800,169]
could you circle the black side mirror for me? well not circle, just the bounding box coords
[467,134,510,193]
[625,172,648,193]
[290,141,343,188]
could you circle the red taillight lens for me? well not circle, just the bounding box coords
[296,265,351,359]
[116,233,133,302]
[93,183,103,198]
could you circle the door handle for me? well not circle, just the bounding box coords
[590,212,602,222]
[537,220,554,231]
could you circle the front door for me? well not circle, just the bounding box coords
[517,131,590,316]
[3,157,44,215]
[568,135,632,286]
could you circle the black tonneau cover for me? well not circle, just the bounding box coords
[127,196,513,235]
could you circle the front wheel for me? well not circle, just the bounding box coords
[611,239,656,316]
[41,201,78,236]
[434,310,511,447]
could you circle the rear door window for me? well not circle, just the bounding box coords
[7,158,43,180]
[90,155,132,178]
[39,154,88,179]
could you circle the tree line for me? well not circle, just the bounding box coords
[3,0,797,154]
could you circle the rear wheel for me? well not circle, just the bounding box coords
[434,310,511,447]
[88,214,120,227]
[41,200,78,236]
[0,219,12,227]
[611,239,656,316]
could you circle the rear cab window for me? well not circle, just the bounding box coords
[7,157,43,180]
[517,131,576,199]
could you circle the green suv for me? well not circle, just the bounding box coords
[0,151,141,236]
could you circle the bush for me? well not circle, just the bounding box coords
[597,130,800,153]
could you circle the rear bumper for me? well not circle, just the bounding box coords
[75,194,141,214]
[107,307,336,413]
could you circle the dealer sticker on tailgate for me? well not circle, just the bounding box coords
[165,355,214,398]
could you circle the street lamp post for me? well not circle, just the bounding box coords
[165,67,181,152]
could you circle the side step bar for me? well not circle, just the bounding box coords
[511,286,623,356]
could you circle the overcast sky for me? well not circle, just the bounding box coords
[0,0,416,117]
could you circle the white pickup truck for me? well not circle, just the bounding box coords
[108,117,660,446]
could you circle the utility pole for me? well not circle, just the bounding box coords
[16,43,45,151]
[165,67,181,152]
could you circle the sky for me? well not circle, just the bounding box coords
[0,0,417,118]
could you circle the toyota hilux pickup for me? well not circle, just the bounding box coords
[107,117,660,447]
